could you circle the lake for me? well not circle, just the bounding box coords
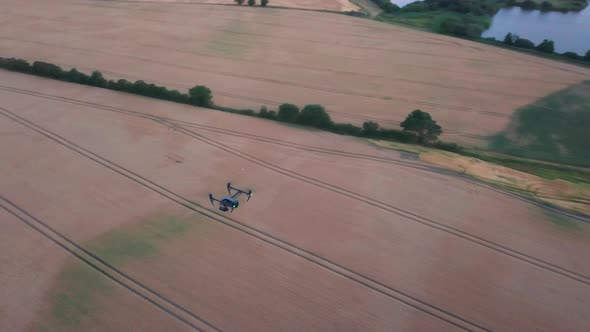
[482,4,590,55]
[390,0,418,7]
[390,1,590,55]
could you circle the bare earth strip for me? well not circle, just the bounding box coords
[1,72,589,331]
[0,0,589,147]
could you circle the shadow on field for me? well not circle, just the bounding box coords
[491,80,590,167]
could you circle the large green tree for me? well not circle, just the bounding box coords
[261,0,268,6]
[362,121,379,136]
[189,85,212,107]
[297,104,333,129]
[277,103,299,122]
[400,110,442,143]
[585,50,590,62]
[536,39,555,53]
[503,33,514,45]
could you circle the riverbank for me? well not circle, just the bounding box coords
[372,0,590,67]
[509,0,588,12]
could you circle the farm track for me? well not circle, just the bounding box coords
[0,195,219,332]
[0,105,488,332]
[1,84,590,288]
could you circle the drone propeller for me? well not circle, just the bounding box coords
[209,193,217,206]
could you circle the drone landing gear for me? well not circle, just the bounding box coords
[219,205,229,212]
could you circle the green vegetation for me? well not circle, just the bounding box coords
[189,86,213,107]
[377,10,491,38]
[508,0,588,12]
[513,36,535,49]
[499,33,590,64]
[47,264,110,329]
[491,80,590,167]
[277,103,300,122]
[401,0,501,15]
[0,57,464,153]
[542,209,582,230]
[371,1,589,66]
[400,109,442,143]
[234,0,269,7]
[374,0,501,38]
[39,216,191,330]
[464,150,590,184]
[536,39,555,53]
[297,104,334,129]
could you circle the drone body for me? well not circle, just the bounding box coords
[209,182,252,212]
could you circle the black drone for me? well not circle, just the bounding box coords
[209,182,253,213]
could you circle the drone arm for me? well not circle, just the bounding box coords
[209,193,221,206]
[228,182,253,201]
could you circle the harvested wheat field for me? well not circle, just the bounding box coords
[1,0,589,147]
[114,0,360,11]
[1,70,590,331]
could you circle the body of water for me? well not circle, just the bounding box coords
[390,1,590,55]
[482,5,590,55]
[390,0,418,7]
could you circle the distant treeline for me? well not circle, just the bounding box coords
[400,0,500,16]
[505,0,588,12]
[0,57,461,152]
[495,33,590,63]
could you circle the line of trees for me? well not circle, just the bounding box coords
[401,0,500,16]
[502,33,590,62]
[0,57,461,152]
[234,0,268,6]
[506,0,588,12]
[0,58,212,107]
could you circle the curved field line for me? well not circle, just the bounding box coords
[5,6,549,71]
[86,0,590,76]
[0,196,217,332]
[0,36,526,116]
[1,84,585,224]
[8,11,571,85]
[0,105,487,332]
[1,86,589,287]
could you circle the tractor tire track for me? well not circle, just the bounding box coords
[2,87,590,290]
[0,195,219,332]
[1,84,586,225]
[0,105,487,332]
